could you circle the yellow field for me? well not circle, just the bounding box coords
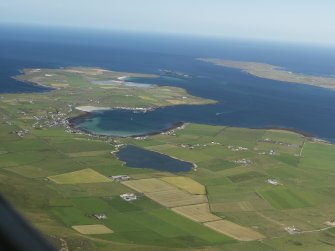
[122,178,207,207]
[67,150,109,157]
[51,83,69,88]
[204,220,265,241]
[122,178,176,193]
[121,178,265,241]
[48,168,111,184]
[172,203,221,223]
[72,225,113,235]
[160,176,206,195]
[147,190,207,208]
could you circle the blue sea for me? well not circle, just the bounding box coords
[1,25,335,141]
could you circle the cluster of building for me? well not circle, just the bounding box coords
[32,111,70,129]
[179,143,195,149]
[159,69,192,78]
[161,131,177,136]
[12,129,30,137]
[259,138,300,148]
[178,141,221,150]
[134,136,147,140]
[257,149,278,156]
[227,145,249,152]
[266,179,280,186]
[285,226,300,235]
[93,213,107,220]
[109,175,130,182]
[161,124,185,136]
[234,159,252,165]
[114,106,154,113]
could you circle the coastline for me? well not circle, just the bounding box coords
[252,126,314,138]
[251,126,330,144]
[199,58,335,90]
[68,109,185,139]
[68,109,331,145]
[75,105,156,113]
[8,66,335,144]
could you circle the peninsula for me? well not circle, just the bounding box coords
[199,58,335,89]
[15,67,215,111]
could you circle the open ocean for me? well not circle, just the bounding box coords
[1,25,335,141]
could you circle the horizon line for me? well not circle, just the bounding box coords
[1,22,335,49]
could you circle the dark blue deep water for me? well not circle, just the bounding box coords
[2,25,335,141]
[116,145,193,172]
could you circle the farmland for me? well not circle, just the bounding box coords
[122,178,208,207]
[160,176,206,195]
[72,225,114,235]
[2,67,335,250]
[172,203,221,222]
[121,124,335,250]
[48,168,112,184]
[3,116,335,250]
[204,220,265,241]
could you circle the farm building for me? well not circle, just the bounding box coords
[120,193,137,201]
[267,179,280,185]
[93,213,107,220]
[110,175,130,181]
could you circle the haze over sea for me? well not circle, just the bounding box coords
[1,25,335,142]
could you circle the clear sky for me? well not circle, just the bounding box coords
[1,0,335,45]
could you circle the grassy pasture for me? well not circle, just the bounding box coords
[204,220,265,241]
[66,150,110,157]
[5,165,56,178]
[228,171,268,183]
[263,130,304,145]
[299,142,335,170]
[48,168,111,184]
[198,159,237,172]
[50,196,233,248]
[177,123,225,137]
[258,189,309,209]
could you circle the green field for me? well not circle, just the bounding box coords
[48,168,112,184]
[258,189,310,209]
[51,196,233,248]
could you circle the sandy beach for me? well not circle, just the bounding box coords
[75,106,111,112]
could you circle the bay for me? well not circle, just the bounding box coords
[1,25,335,141]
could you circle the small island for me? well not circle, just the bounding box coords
[199,58,335,89]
